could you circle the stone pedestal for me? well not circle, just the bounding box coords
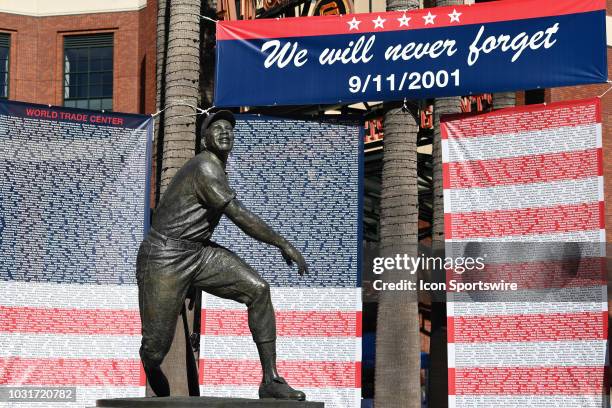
[94,397,324,408]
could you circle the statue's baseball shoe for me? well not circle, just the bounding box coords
[258,377,306,401]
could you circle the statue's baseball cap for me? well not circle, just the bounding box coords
[201,110,235,132]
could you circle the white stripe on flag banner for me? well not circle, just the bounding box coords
[448,286,607,305]
[199,335,360,361]
[0,334,140,359]
[446,177,601,213]
[0,281,139,309]
[447,229,606,243]
[450,340,607,367]
[444,124,600,162]
[203,287,362,311]
[449,300,608,317]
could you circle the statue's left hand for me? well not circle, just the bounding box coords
[280,243,308,276]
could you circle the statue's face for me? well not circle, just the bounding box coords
[205,119,234,155]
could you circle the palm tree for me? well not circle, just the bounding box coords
[150,0,202,396]
[160,0,201,193]
[492,92,515,109]
[428,5,465,408]
[375,2,421,407]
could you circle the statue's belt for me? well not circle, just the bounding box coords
[147,227,206,251]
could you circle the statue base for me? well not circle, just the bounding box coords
[94,397,324,407]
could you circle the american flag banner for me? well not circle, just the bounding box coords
[441,99,608,408]
[0,100,151,406]
[203,115,363,407]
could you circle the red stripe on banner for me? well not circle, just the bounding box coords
[599,201,605,229]
[444,213,453,239]
[199,359,358,388]
[454,366,607,395]
[446,149,600,189]
[597,148,604,176]
[0,306,140,335]
[442,163,450,190]
[441,124,449,140]
[356,311,362,337]
[441,98,600,139]
[447,317,455,343]
[595,98,602,123]
[217,0,604,40]
[447,202,602,239]
[0,357,141,386]
[202,310,360,337]
[452,312,607,343]
[447,257,606,290]
[355,362,362,388]
[448,368,456,396]
[139,364,146,387]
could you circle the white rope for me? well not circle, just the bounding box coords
[200,15,218,23]
[152,102,217,119]
[597,80,612,99]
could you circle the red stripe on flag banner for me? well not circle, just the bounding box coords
[217,0,604,40]
[0,357,141,386]
[0,306,140,335]
[448,317,455,343]
[444,213,453,239]
[442,163,450,190]
[448,368,456,396]
[199,359,359,387]
[597,148,604,176]
[445,149,600,189]
[441,99,600,139]
[451,312,607,343]
[454,366,607,395]
[447,257,606,289]
[446,202,602,239]
[202,310,361,337]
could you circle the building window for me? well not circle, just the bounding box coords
[0,33,9,99]
[64,34,113,111]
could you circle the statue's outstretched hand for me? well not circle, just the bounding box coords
[280,243,308,276]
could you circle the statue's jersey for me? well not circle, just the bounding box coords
[152,151,236,242]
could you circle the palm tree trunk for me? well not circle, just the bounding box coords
[375,3,421,404]
[492,92,516,109]
[376,106,422,408]
[160,0,201,193]
[154,0,168,205]
[154,0,201,396]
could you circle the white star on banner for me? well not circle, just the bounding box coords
[448,9,462,23]
[347,17,361,30]
[397,13,411,27]
[372,16,386,29]
[423,11,436,25]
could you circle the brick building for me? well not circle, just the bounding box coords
[0,0,157,114]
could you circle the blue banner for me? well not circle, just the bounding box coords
[214,0,607,107]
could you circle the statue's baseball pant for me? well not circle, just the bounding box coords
[136,227,276,369]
